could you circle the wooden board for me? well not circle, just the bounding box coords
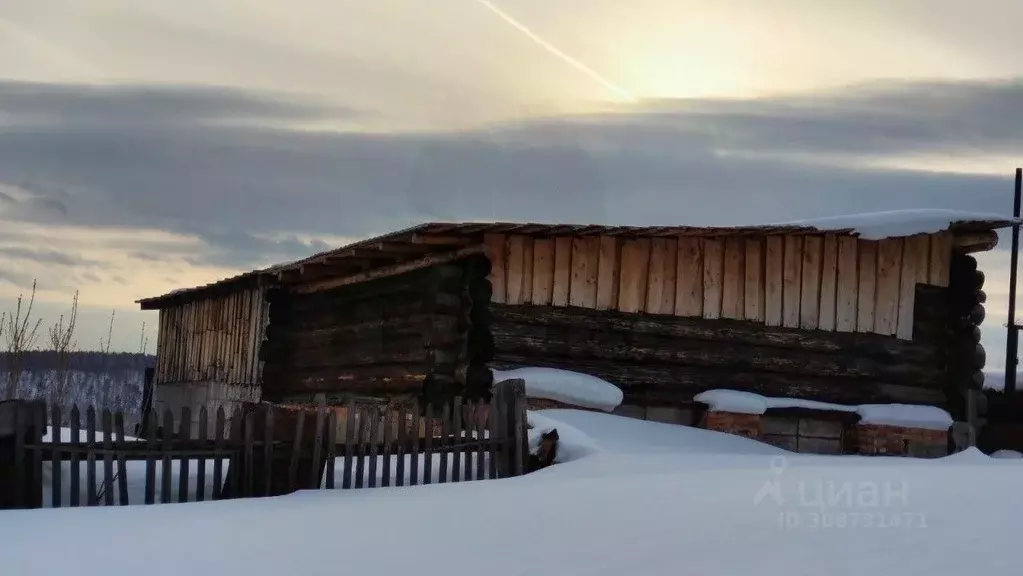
[764,236,784,326]
[531,239,555,305]
[721,237,745,320]
[569,237,600,308]
[873,238,903,336]
[744,238,765,322]
[928,232,952,287]
[506,235,526,305]
[646,238,668,314]
[836,237,859,333]
[855,241,877,333]
[818,235,838,331]
[781,236,803,328]
[485,234,506,304]
[896,235,931,340]
[660,239,678,315]
[618,239,651,313]
[521,237,534,304]
[702,239,724,320]
[552,237,573,306]
[799,236,823,330]
[674,237,703,317]
[596,236,620,310]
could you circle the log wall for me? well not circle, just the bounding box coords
[485,231,953,341]
[260,263,491,405]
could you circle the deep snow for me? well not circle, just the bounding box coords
[6,409,1023,576]
[492,366,624,411]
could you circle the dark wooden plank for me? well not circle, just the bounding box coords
[243,413,254,497]
[512,389,527,477]
[144,411,157,505]
[408,402,420,486]
[380,409,394,488]
[451,399,463,482]
[354,406,367,490]
[324,410,337,490]
[86,407,97,506]
[395,406,407,487]
[161,409,173,504]
[13,405,26,509]
[114,412,129,505]
[262,408,274,497]
[474,403,486,481]
[100,410,115,505]
[51,404,63,508]
[212,407,226,500]
[196,407,208,502]
[287,410,306,493]
[32,405,44,507]
[488,393,501,480]
[69,405,81,507]
[367,413,380,489]
[227,406,244,498]
[423,404,434,485]
[310,400,326,490]
[342,399,357,490]
[178,407,191,503]
[438,403,451,484]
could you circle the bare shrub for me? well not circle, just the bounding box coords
[49,290,79,405]
[3,281,43,399]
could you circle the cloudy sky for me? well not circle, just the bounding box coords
[1,0,1022,363]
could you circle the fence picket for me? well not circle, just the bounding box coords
[310,399,325,490]
[488,395,500,480]
[13,406,25,509]
[114,415,128,505]
[395,406,406,487]
[451,400,462,483]
[31,405,44,507]
[439,403,450,484]
[324,410,337,490]
[287,410,306,493]
[474,403,486,481]
[69,405,81,507]
[100,410,115,505]
[86,407,97,506]
[380,409,393,488]
[243,413,254,497]
[409,402,420,486]
[51,404,63,507]
[196,407,208,502]
[212,407,226,500]
[178,407,192,503]
[161,409,173,503]
[342,399,356,490]
[227,407,244,498]
[423,404,434,485]
[354,407,367,490]
[144,411,157,505]
[367,412,379,489]
[263,408,274,497]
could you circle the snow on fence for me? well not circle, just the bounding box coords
[0,379,529,510]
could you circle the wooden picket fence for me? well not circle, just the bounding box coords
[0,379,529,510]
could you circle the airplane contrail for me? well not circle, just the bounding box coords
[472,0,637,103]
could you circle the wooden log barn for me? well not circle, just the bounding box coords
[136,213,1014,456]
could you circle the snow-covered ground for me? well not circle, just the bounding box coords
[6,408,1023,575]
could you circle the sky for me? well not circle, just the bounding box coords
[0,0,1022,362]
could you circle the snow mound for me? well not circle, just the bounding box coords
[778,209,1016,240]
[694,389,952,431]
[492,367,623,411]
[991,450,1023,459]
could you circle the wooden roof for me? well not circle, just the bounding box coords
[137,216,1016,309]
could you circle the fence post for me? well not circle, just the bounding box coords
[234,400,331,497]
[0,400,47,509]
[493,379,528,478]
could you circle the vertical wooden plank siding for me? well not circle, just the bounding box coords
[484,234,506,304]
[701,239,724,320]
[720,237,745,320]
[618,239,651,313]
[531,239,555,305]
[928,232,952,287]
[799,236,822,330]
[674,238,703,317]
[521,237,535,304]
[595,236,621,310]
[834,236,858,332]
[552,237,573,306]
[505,235,526,305]
[764,236,784,327]
[856,241,878,333]
[781,236,803,328]
[873,238,904,336]
[743,238,765,322]
[645,239,669,314]
[818,235,838,331]
[660,239,677,314]
[569,237,600,308]
[896,235,931,340]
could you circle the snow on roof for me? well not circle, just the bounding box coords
[694,389,954,431]
[493,367,624,412]
[776,209,1018,240]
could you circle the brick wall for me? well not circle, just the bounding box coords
[702,411,763,440]
[852,423,948,457]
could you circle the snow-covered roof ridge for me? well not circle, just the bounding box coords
[774,209,1019,240]
[694,389,953,431]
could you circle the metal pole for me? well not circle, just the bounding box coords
[1005,168,1022,396]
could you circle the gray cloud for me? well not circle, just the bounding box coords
[0,246,90,266]
[0,78,1021,273]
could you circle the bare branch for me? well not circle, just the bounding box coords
[49,290,79,405]
[4,280,43,399]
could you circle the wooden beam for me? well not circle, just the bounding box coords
[953,231,998,253]
[292,244,487,294]
[408,233,475,246]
